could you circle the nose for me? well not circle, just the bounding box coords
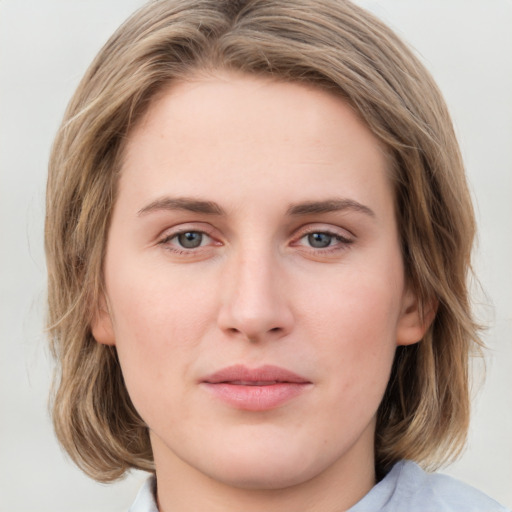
[217,250,294,343]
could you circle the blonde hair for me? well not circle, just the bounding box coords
[46,0,481,482]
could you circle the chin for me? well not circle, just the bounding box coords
[201,440,334,491]
[213,461,317,491]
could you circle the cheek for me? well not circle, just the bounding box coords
[305,264,403,347]
[107,256,216,344]
[105,264,218,408]
[302,265,402,400]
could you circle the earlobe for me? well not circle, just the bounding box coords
[396,288,437,346]
[91,296,116,346]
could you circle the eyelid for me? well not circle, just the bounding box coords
[160,230,212,246]
[290,224,355,254]
[157,222,216,240]
[157,223,222,251]
[293,223,355,241]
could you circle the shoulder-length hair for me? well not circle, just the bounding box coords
[46,0,481,482]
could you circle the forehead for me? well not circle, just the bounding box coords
[131,71,384,153]
[120,72,394,219]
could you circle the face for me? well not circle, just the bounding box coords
[93,72,425,492]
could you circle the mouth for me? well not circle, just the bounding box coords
[201,364,312,411]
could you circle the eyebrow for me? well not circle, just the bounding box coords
[137,197,225,216]
[286,198,375,218]
[137,196,375,218]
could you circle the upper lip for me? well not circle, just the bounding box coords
[202,364,310,385]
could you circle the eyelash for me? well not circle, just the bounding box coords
[293,228,354,254]
[157,226,354,256]
[158,229,217,255]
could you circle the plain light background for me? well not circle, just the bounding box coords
[1,1,511,510]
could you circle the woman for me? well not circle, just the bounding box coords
[45,1,509,510]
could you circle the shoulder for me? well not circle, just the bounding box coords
[129,476,158,512]
[349,460,510,512]
[396,461,509,512]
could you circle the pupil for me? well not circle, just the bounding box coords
[308,233,331,248]
[178,232,202,248]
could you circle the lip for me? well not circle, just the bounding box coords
[200,364,312,411]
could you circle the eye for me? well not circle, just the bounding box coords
[159,229,214,251]
[299,231,353,249]
[175,231,205,249]
[306,232,335,248]
[291,226,354,255]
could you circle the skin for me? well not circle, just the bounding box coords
[93,72,428,512]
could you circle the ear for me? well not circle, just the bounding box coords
[396,286,437,346]
[91,294,116,346]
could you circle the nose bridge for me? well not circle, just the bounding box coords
[218,241,293,341]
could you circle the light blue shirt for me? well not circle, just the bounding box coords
[129,460,509,512]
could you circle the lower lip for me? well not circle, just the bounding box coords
[201,382,310,411]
